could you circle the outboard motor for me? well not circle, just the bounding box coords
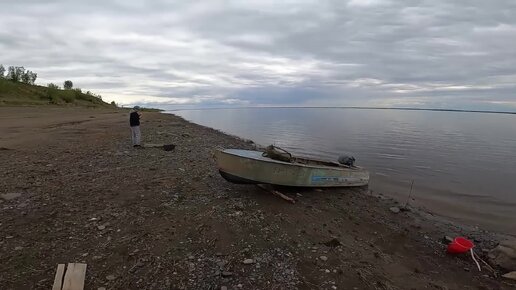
[338,155,356,167]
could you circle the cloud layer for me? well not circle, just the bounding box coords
[1,0,515,110]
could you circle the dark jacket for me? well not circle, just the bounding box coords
[130,111,140,127]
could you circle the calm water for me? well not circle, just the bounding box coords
[170,108,516,233]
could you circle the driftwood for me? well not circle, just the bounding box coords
[143,143,176,151]
[257,184,295,204]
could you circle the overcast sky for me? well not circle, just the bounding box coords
[1,0,515,110]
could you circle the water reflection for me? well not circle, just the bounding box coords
[171,108,516,233]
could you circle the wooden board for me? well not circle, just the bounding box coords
[52,264,65,290]
[62,263,87,290]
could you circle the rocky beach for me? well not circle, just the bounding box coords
[1,107,515,289]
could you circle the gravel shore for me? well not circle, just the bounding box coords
[0,107,513,289]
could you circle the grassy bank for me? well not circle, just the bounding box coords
[0,78,114,107]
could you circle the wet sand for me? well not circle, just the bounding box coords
[0,106,514,289]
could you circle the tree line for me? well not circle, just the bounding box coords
[1,64,113,105]
[0,64,37,85]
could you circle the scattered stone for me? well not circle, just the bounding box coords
[1,192,22,200]
[6,236,14,239]
[221,287,228,290]
[14,246,23,251]
[221,271,233,277]
[92,255,103,260]
[488,239,516,271]
[106,275,116,281]
[243,259,254,265]
[325,269,330,273]
[97,225,106,230]
[98,288,106,290]
[502,271,516,281]
[320,256,328,261]
[389,207,401,214]
[188,255,195,260]
[82,253,88,257]
[442,236,454,244]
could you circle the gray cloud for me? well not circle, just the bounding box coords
[1,0,515,110]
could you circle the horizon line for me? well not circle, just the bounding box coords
[163,106,516,115]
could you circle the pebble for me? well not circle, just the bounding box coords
[97,225,106,230]
[320,255,328,261]
[243,258,254,264]
[106,275,116,281]
[325,269,331,273]
[502,271,516,281]
[442,236,454,244]
[221,271,233,277]
[14,246,23,251]
[221,287,228,290]
[389,207,400,214]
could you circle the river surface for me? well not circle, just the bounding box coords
[169,108,516,234]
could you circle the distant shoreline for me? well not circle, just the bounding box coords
[166,106,516,115]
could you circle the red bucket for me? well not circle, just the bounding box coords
[447,237,474,254]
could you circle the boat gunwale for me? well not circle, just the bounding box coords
[217,149,367,172]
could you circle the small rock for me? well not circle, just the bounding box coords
[221,271,233,277]
[14,246,23,251]
[97,225,106,230]
[82,253,88,257]
[188,255,195,260]
[489,239,516,271]
[98,288,107,290]
[1,192,22,200]
[92,255,103,260]
[502,271,516,281]
[106,275,116,281]
[320,256,328,261]
[6,236,14,239]
[243,258,254,264]
[237,284,243,288]
[325,269,330,273]
[221,287,228,290]
[389,207,400,213]
[442,236,454,244]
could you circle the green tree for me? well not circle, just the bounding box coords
[63,80,73,90]
[0,65,5,78]
[29,71,37,84]
[21,71,31,84]
[48,83,59,89]
[7,66,25,82]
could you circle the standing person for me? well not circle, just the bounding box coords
[130,106,142,147]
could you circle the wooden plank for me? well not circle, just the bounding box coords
[62,263,87,290]
[52,264,65,290]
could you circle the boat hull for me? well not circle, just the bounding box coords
[215,149,369,187]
